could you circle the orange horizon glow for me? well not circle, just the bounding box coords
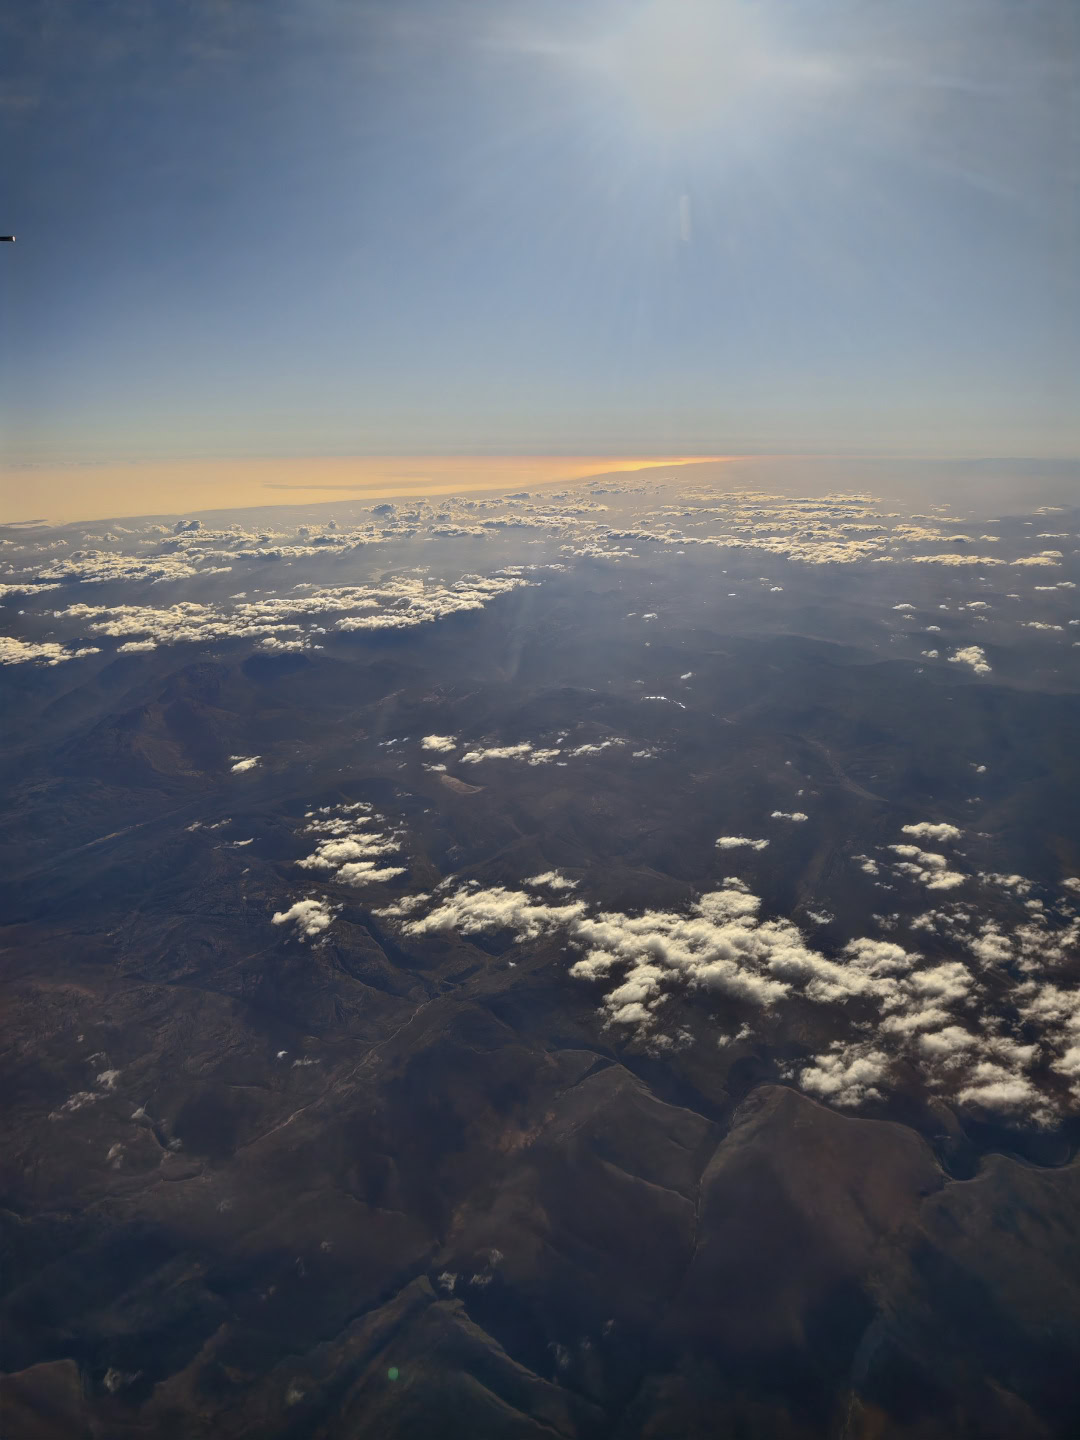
[0,454,737,527]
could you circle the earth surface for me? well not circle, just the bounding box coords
[2,458,1080,1439]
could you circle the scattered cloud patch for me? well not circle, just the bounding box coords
[272,898,335,939]
[0,636,100,666]
[295,801,406,887]
[525,871,579,891]
[901,822,963,843]
[460,743,560,765]
[421,735,458,752]
[799,1043,890,1108]
[888,845,966,891]
[949,646,991,675]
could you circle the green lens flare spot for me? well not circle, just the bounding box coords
[387,1367,400,1382]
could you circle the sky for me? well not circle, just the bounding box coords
[2,0,1078,474]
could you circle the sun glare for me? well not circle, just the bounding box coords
[597,0,774,135]
[532,0,844,156]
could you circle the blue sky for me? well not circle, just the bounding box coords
[2,0,1077,463]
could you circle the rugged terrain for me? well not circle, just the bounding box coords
[2,469,1080,1437]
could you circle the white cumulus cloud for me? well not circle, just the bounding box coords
[421,735,458,752]
[948,646,991,675]
[272,898,335,939]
